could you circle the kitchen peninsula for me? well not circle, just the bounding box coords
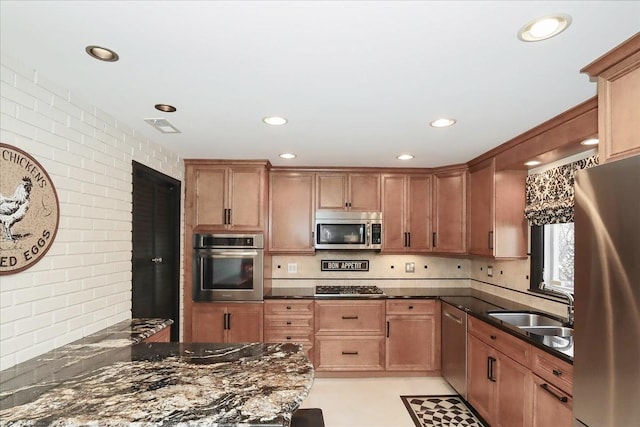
[0,320,314,427]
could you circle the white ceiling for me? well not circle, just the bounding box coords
[1,1,638,168]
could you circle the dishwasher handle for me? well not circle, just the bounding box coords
[443,310,463,324]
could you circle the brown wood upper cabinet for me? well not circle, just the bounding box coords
[432,168,467,254]
[268,171,315,253]
[468,158,528,258]
[582,33,640,163]
[316,172,380,212]
[381,174,432,252]
[185,161,268,231]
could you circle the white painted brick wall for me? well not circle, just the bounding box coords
[0,53,185,370]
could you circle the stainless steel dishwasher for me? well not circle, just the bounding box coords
[441,302,467,399]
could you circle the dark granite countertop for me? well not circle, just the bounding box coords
[265,287,573,363]
[1,318,313,427]
[0,342,313,427]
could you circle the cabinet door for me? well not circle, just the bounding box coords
[228,167,265,230]
[316,174,348,210]
[193,167,227,228]
[191,303,227,342]
[406,175,432,251]
[227,303,264,342]
[469,159,494,256]
[433,169,467,253]
[531,374,573,427]
[494,352,532,427]
[386,315,437,371]
[467,334,495,424]
[381,174,406,251]
[348,173,380,211]
[269,172,315,253]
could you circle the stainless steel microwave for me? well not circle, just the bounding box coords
[314,211,382,250]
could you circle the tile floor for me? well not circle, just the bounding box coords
[299,376,457,427]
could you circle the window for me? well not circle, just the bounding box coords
[530,223,575,294]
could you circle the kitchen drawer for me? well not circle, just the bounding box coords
[264,329,314,345]
[530,345,573,395]
[264,300,314,315]
[468,316,531,364]
[315,300,385,334]
[264,316,313,329]
[315,336,385,371]
[386,299,436,315]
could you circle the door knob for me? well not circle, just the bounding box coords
[151,257,163,263]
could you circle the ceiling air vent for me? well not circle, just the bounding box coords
[144,118,181,134]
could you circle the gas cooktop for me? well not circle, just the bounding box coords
[314,285,385,297]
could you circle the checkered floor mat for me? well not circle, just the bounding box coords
[400,395,485,427]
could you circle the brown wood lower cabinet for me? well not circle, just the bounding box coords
[192,302,263,343]
[467,316,574,427]
[264,300,314,363]
[142,326,171,343]
[314,300,385,372]
[385,299,441,371]
[467,320,532,427]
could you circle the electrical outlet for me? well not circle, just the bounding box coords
[487,265,493,277]
[287,263,297,274]
[405,262,415,273]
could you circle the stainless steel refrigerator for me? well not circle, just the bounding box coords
[574,154,640,426]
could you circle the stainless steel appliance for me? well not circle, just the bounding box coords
[314,211,382,250]
[193,234,264,302]
[314,285,385,297]
[574,155,640,426]
[441,302,467,399]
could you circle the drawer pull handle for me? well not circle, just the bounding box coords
[490,335,497,340]
[286,306,292,310]
[552,369,563,376]
[342,316,359,320]
[286,321,292,325]
[540,383,568,403]
[444,311,463,324]
[341,351,359,355]
[286,336,292,340]
[408,305,414,309]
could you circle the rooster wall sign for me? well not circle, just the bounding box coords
[0,143,59,275]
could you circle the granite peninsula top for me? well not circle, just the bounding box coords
[1,319,314,427]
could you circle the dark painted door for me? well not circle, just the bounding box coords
[132,162,180,341]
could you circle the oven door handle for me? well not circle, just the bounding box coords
[206,251,259,257]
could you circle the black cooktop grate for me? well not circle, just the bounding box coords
[314,285,384,295]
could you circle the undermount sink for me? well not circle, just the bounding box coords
[519,326,574,337]
[488,311,564,327]
[488,311,573,338]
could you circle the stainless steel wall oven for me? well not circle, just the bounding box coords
[193,234,264,302]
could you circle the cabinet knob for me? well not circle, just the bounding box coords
[286,321,292,325]
[408,305,414,309]
[552,369,563,376]
[286,336,292,340]
[286,306,292,310]
[490,335,497,340]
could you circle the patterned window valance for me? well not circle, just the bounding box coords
[525,154,599,225]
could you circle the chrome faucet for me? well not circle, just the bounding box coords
[539,282,574,327]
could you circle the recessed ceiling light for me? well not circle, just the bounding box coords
[144,118,181,134]
[155,104,177,113]
[263,116,288,126]
[524,160,542,166]
[580,138,599,146]
[396,154,414,160]
[430,118,456,128]
[85,45,119,62]
[279,153,296,159]
[518,14,571,42]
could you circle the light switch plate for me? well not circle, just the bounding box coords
[487,265,493,277]
[288,263,297,274]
